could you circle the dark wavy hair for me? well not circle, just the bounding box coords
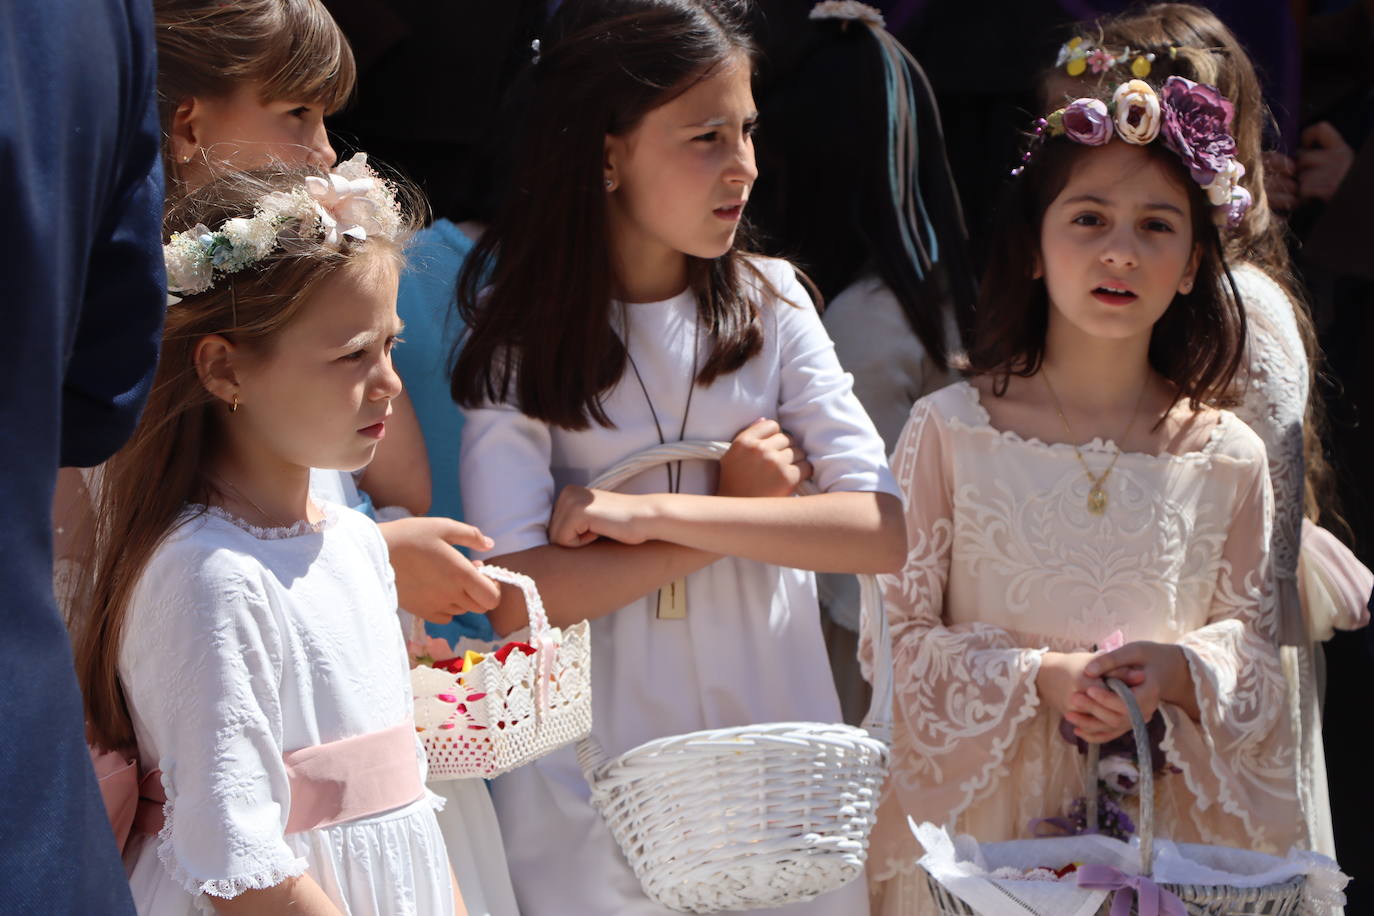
[450,0,787,430]
[968,132,1246,410]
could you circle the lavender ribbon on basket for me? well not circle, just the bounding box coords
[1077,865,1186,916]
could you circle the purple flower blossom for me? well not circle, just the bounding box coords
[1062,98,1113,146]
[1223,184,1252,228]
[1159,75,1237,186]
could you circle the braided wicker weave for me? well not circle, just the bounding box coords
[575,440,893,913]
[412,565,592,780]
[922,679,1306,915]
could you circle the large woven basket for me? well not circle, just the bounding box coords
[922,678,1306,916]
[575,440,894,913]
[412,565,592,780]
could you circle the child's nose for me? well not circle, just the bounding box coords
[373,357,403,401]
[310,126,338,170]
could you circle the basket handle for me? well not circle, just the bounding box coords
[478,564,553,640]
[576,439,895,774]
[1081,677,1154,876]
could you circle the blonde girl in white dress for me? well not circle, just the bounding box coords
[861,78,1305,914]
[73,162,460,915]
[450,2,906,913]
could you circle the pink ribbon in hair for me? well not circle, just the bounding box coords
[304,172,382,246]
[1076,865,1187,916]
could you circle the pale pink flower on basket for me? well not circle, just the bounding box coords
[409,635,458,666]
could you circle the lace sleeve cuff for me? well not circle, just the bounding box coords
[1158,631,1296,852]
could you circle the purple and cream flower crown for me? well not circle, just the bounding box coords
[164,153,403,296]
[1015,76,1251,229]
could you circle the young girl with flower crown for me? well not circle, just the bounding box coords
[450,1,906,913]
[73,161,459,916]
[858,76,1304,915]
[1045,4,1350,864]
[54,0,503,631]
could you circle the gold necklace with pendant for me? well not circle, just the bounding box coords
[1040,370,1149,515]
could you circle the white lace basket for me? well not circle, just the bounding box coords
[921,678,1326,916]
[412,565,592,780]
[575,440,894,913]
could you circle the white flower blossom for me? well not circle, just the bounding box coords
[1112,79,1162,145]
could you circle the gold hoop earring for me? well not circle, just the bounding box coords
[230,393,239,413]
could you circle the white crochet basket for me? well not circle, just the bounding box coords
[575,440,893,913]
[412,565,592,780]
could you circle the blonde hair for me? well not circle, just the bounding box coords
[75,164,421,751]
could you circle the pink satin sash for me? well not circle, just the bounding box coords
[93,722,424,851]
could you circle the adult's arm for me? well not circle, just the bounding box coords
[59,20,166,467]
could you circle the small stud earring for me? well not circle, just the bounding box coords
[230,393,240,413]
[604,178,614,190]
[1180,280,1193,294]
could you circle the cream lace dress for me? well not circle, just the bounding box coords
[858,381,1300,915]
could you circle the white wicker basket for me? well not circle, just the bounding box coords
[412,565,592,780]
[922,678,1309,916]
[575,440,894,913]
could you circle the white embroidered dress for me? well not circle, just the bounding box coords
[1229,263,1334,858]
[461,258,898,916]
[120,503,454,916]
[858,382,1300,915]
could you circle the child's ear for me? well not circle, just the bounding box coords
[603,133,621,193]
[1178,243,1202,295]
[169,97,202,166]
[194,334,242,410]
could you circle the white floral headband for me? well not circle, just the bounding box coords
[164,153,402,296]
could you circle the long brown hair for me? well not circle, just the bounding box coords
[75,165,420,752]
[154,0,356,175]
[451,0,787,430]
[969,134,1246,409]
[1045,3,1335,519]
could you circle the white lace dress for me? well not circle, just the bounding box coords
[1229,263,1335,859]
[858,382,1300,915]
[119,502,455,916]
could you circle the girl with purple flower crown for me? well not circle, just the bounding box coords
[1045,3,1351,872]
[858,75,1304,914]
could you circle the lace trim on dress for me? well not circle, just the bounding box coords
[1158,649,1269,850]
[952,380,1229,461]
[198,503,335,540]
[153,770,310,900]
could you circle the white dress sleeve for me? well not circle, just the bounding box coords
[120,534,305,899]
[1230,264,1308,642]
[460,396,556,557]
[767,261,900,498]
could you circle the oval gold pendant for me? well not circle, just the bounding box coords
[1087,487,1107,514]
